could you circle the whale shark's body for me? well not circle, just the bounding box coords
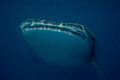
[20,19,106,80]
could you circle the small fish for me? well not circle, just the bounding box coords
[20,19,106,80]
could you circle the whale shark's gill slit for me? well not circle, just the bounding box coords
[23,26,86,39]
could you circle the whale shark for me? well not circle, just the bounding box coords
[20,19,106,80]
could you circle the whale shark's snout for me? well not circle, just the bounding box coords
[20,19,95,67]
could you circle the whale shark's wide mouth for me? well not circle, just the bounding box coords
[20,19,86,39]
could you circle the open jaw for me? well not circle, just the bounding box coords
[20,19,86,39]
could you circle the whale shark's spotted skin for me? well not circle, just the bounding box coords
[20,19,95,40]
[20,19,106,80]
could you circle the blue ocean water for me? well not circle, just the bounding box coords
[0,0,120,80]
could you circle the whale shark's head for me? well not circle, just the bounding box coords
[20,19,96,67]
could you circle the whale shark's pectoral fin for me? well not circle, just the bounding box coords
[82,62,106,80]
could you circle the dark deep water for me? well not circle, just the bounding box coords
[0,0,120,80]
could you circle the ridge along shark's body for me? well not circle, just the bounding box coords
[20,19,106,80]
